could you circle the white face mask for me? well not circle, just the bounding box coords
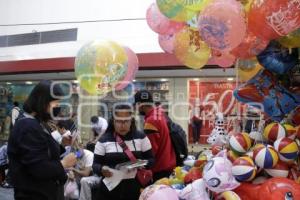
[62,130,71,137]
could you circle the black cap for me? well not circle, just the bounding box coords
[134,90,153,104]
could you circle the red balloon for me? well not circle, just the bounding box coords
[231,32,269,59]
[211,144,223,155]
[234,177,300,200]
[248,0,300,40]
[290,106,300,126]
[184,167,202,184]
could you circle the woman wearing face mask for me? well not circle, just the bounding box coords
[7,80,77,200]
[93,104,155,200]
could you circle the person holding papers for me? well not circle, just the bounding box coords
[93,104,154,200]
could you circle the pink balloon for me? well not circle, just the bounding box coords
[139,185,179,200]
[146,3,185,35]
[198,0,246,52]
[115,47,139,91]
[158,34,175,53]
[209,50,236,68]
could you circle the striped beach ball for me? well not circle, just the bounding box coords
[227,150,239,163]
[253,144,278,169]
[265,160,289,178]
[263,122,286,143]
[273,137,299,163]
[229,133,252,155]
[283,124,297,140]
[232,156,257,182]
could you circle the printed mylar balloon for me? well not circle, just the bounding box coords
[257,41,299,74]
[158,34,175,54]
[198,0,246,52]
[237,59,262,82]
[234,70,300,121]
[231,31,269,59]
[278,29,300,49]
[248,0,300,40]
[75,40,127,95]
[156,0,197,22]
[146,3,185,35]
[174,27,211,69]
[115,47,139,91]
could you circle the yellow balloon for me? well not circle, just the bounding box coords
[75,40,128,96]
[237,0,253,13]
[174,28,211,69]
[237,58,262,82]
[278,29,300,48]
[181,0,212,12]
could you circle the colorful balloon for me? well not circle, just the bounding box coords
[263,122,286,143]
[115,47,139,91]
[139,184,179,200]
[257,41,299,74]
[253,144,278,169]
[146,3,185,35]
[183,0,212,12]
[209,50,236,68]
[203,156,240,193]
[234,70,300,121]
[232,156,257,182]
[278,29,300,48]
[273,137,299,163]
[234,177,300,200]
[198,0,246,52]
[248,0,300,40]
[265,160,290,178]
[75,40,127,95]
[217,191,241,200]
[282,124,297,140]
[231,32,269,59]
[174,27,211,69]
[158,34,175,54]
[229,133,252,155]
[237,59,262,82]
[156,0,197,22]
[179,179,210,200]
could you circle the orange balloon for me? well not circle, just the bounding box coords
[248,0,300,40]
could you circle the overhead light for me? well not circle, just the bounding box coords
[227,78,234,81]
[193,78,200,81]
[73,80,79,83]
[6,82,12,85]
[133,79,136,82]
[160,78,168,82]
[25,81,33,85]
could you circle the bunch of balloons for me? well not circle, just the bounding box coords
[146,0,300,70]
[74,41,139,95]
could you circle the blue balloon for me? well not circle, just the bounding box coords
[171,183,185,190]
[257,40,298,74]
[234,69,300,122]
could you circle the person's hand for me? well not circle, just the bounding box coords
[67,170,75,180]
[101,166,113,178]
[62,135,72,146]
[61,153,77,169]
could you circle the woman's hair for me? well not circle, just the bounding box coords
[106,104,136,134]
[23,80,64,122]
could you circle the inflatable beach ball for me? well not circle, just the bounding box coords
[229,133,252,155]
[139,184,178,200]
[253,144,278,169]
[273,137,299,163]
[227,150,239,163]
[263,122,286,143]
[265,160,289,178]
[283,124,297,140]
[232,156,257,182]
